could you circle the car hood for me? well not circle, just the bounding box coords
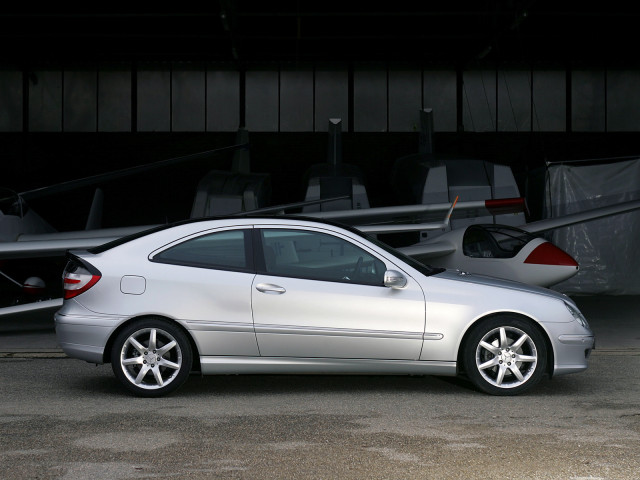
[433,269,572,304]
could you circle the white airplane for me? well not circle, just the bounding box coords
[305,197,640,287]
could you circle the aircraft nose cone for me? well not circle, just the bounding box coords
[524,242,579,267]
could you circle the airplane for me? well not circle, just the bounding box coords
[304,196,640,287]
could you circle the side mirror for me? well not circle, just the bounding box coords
[384,270,407,289]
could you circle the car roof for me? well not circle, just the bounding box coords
[88,214,367,254]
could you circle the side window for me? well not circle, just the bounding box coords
[260,229,385,286]
[153,229,251,271]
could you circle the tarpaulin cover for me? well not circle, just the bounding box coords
[545,158,640,295]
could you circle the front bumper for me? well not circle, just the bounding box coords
[553,333,595,376]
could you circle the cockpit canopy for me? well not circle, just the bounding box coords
[463,225,538,259]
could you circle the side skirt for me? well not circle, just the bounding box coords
[199,356,457,376]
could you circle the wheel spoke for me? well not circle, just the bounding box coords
[479,357,500,370]
[509,365,525,382]
[128,337,146,354]
[159,358,180,370]
[148,329,158,351]
[479,341,500,355]
[135,365,151,384]
[157,340,177,357]
[122,356,143,366]
[511,333,529,350]
[515,354,537,363]
[151,366,164,387]
[495,364,507,385]
[499,327,508,348]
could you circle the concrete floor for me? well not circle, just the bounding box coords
[1,295,638,354]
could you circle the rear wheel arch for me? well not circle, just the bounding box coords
[104,315,201,372]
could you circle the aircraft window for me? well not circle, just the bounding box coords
[259,229,385,286]
[152,229,252,271]
[489,228,531,255]
[463,227,496,258]
[463,225,536,259]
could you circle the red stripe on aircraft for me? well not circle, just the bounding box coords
[485,197,527,215]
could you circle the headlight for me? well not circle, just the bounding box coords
[564,302,590,329]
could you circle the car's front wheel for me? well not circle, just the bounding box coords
[462,316,547,395]
[111,317,193,397]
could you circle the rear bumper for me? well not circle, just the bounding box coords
[55,311,125,364]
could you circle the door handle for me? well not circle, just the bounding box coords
[255,283,286,294]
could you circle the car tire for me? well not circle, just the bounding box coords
[462,315,547,395]
[111,317,193,397]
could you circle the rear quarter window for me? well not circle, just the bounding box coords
[152,229,252,271]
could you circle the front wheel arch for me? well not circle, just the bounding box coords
[457,313,554,393]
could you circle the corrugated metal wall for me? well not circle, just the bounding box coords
[4,63,635,134]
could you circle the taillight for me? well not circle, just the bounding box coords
[62,258,101,299]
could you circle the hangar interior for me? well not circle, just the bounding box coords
[1,4,640,293]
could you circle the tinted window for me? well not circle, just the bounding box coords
[153,229,250,270]
[260,229,385,286]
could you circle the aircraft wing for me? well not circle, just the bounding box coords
[0,298,63,321]
[520,198,640,234]
[302,197,526,227]
[0,225,156,259]
[396,240,457,259]
[0,196,521,259]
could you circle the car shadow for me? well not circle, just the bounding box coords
[72,367,587,399]
[178,372,481,397]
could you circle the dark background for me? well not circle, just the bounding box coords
[3,3,640,230]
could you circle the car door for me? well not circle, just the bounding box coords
[251,226,426,360]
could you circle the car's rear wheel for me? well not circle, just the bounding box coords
[111,317,192,397]
[462,316,547,395]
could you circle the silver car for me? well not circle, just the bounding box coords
[55,216,594,397]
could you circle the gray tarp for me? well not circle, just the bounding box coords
[545,158,640,294]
